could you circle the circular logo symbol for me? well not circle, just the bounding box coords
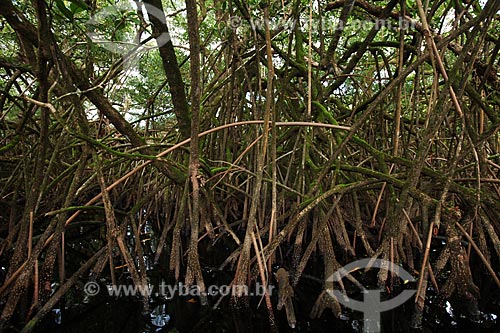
[327,258,416,332]
[228,16,242,29]
[84,281,100,296]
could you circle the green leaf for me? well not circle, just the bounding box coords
[129,16,140,25]
[114,18,126,31]
[55,0,73,20]
[69,2,86,15]
[69,0,89,10]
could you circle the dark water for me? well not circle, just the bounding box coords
[31,223,500,332]
[34,278,499,333]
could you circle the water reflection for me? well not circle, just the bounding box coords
[150,304,170,328]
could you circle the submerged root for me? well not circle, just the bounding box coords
[310,290,342,319]
[275,268,296,328]
[439,220,480,319]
